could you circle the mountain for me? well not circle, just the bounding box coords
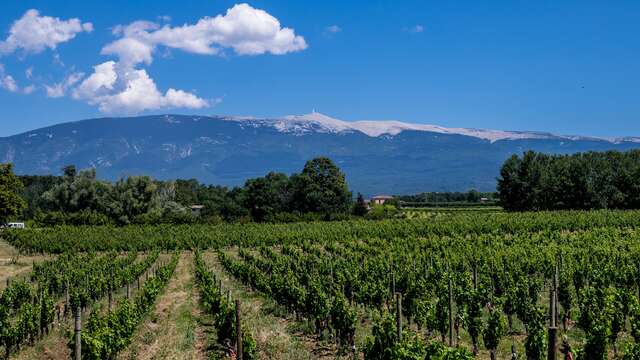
[1,113,639,195]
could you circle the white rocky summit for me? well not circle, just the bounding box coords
[225,111,623,143]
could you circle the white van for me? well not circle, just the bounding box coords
[5,222,25,229]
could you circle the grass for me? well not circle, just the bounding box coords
[204,250,324,360]
[0,236,54,290]
[9,322,72,360]
[118,252,207,360]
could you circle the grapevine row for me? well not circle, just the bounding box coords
[219,248,357,347]
[0,251,159,358]
[70,251,180,359]
[193,250,256,359]
[8,209,640,253]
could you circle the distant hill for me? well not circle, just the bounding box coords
[1,112,639,195]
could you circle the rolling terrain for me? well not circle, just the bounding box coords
[1,112,638,194]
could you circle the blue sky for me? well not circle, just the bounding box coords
[0,0,638,137]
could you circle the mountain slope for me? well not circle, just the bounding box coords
[1,113,638,195]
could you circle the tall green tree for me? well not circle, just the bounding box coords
[497,154,525,211]
[18,175,62,218]
[498,150,640,211]
[0,163,26,224]
[107,176,159,224]
[174,179,200,206]
[243,172,291,222]
[62,164,77,178]
[291,157,351,217]
[172,179,247,221]
[353,192,369,216]
[42,168,110,213]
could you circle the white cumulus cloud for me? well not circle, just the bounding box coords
[72,61,209,113]
[73,61,118,99]
[71,3,305,114]
[102,3,307,65]
[0,9,93,55]
[0,4,305,113]
[102,37,154,66]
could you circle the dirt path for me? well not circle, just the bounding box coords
[119,252,206,360]
[0,238,53,290]
[205,251,335,360]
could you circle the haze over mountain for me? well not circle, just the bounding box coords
[1,113,639,195]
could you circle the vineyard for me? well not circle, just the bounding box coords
[2,209,640,359]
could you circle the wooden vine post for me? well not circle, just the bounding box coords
[330,255,334,281]
[108,270,113,313]
[395,292,402,341]
[547,265,558,360]
[448,274,454,347]
[64,280,69,317]
[392,271,396,297]
[35,284,41,338]
[555,263,561,327]
[472,265,478,290]
[236,299,243,360]
[74,306,82,360]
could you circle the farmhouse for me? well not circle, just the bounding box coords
[371,195,394,205]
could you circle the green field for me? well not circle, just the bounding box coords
[2,210,640,359]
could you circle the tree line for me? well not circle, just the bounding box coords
[8,149,640,224]
[396,190,498,207]
[3,157,356,226]
[498,150,640,211]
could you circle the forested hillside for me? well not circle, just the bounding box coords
[498,150,640,211]
[3,114,640,194]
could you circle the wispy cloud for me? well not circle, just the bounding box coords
[325,25,342,34]
[0,63,36,94]
[0,64,18,92]
[22,84,36,94]
[405,24,424,34]
[45,71,84,98]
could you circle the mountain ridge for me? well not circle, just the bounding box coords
[4,112,638,143]
[209,112,640,143]
[2,113,640,195]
